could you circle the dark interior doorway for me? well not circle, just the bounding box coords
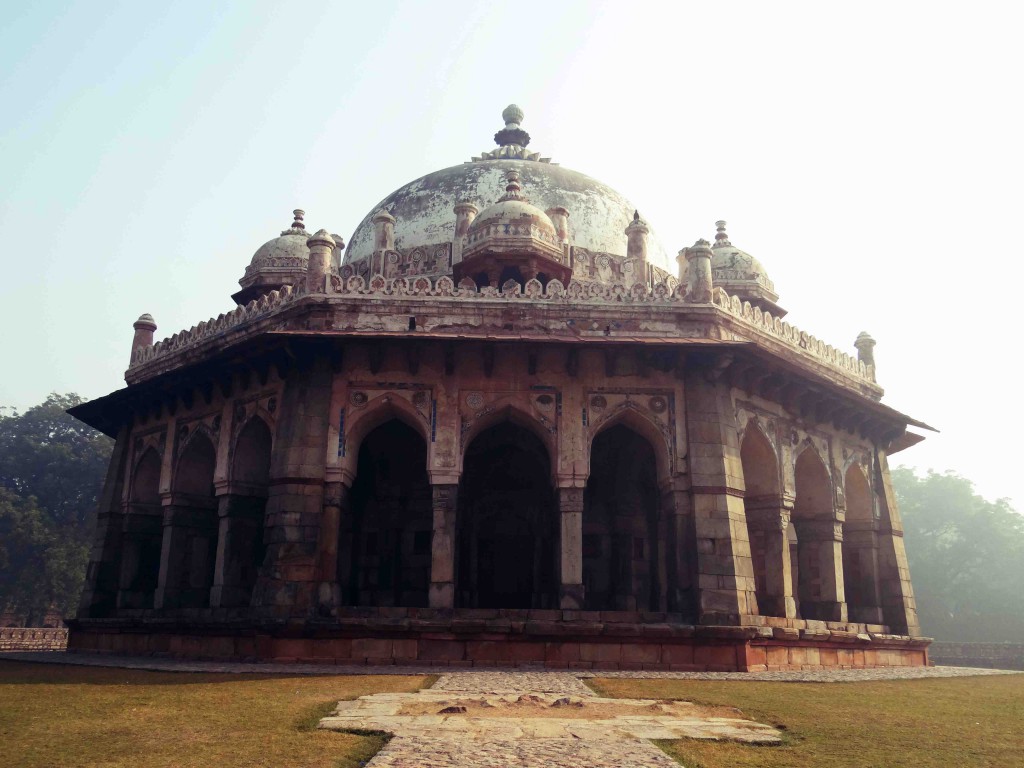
[458,421,556,608]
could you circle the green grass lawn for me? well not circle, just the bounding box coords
[590,674,1024,768]
[0,660,431,768]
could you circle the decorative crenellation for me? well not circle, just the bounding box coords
[130,283,305,367]
[128,277,875,385]
[712,288,875,381]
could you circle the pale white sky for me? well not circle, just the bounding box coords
[1,0,1021,506]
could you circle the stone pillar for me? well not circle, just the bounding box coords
[78,425,130,617]
[452,201,478,264]
[683,239,714,302]
[251,354,334,618]
[429,483,458,608]
[557,487,585,609]
[624,211,649,288]
[843,519,884,624]
[683,367,758,623]
[314,480,347,615]
[209,493,266,608]
[154,498,218,609]
[794,518,848,622]
[130,314,156,365]
[662,485,698,618]
[874,449,922,635]
[745,496,798,618]
[306,229,335,293]
[372,209,396,252]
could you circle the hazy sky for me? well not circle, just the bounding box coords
[1,1,1021,506]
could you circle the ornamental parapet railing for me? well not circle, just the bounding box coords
[129,276,874,384]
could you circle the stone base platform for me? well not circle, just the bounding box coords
[68,608,930,671]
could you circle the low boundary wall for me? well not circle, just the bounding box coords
[929,642,1024,671]
[0,627,68,651]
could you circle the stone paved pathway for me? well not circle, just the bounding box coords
[319,671,780,767]
[3,652,1021,767]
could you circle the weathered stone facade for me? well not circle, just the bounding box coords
[68,107,931,670]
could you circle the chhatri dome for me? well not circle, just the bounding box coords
[343,105,673,279]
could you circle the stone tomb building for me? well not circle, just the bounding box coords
[69,107,932,670]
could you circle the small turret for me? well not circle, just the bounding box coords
[372,209,396,252]
[624,211,650,288]
[683,239,714,302]
[131,313,157,365]
[855,332,876,368]
[452,201,479,264]
[306,230,336,293]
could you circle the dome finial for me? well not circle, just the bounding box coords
[292,209,305,230]
[499,169,524,201]
[494,104,531,148]
[715,220,730,245]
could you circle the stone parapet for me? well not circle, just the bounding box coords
[125,277,878,393]
[0,627,68,651]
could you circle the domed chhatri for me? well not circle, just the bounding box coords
[233,209,345,305]
[68,103,931,673]
[709,220,785,317]
[344,107,671,277]
[454,170,570,287]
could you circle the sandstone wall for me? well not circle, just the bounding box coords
[929,642,1024,670]
[0,627,69,651]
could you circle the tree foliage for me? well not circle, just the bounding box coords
[0,393,112,622]
[893,467,1024,642]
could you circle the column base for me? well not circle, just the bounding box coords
[429,582,454,608]
[559,583,585,609]
[802,600,847,622]
[758,595,797,619]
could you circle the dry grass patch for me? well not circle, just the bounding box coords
[0,660,431,768]
[589,674,1024,768]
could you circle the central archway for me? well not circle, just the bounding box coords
[457,422,556,608]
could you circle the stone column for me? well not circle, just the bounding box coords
[209,492,266,608]
[794,518,848,622]
[78,425,130,617]
[557,487,585,609]
[314,480,347,614]
[154,498,218,609]
[251,354,334,619]
[683,239,714,302]
[745,496,798,618]
[683,367,758,623]
[429,483,458,608]
[843,519,883,624]
[306,230,335,293]
[662,485,698,618]
[874,449,922,635]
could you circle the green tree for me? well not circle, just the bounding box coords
[893,467,1024,642]
[0,393,112,621]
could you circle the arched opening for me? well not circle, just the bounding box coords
[212,418,272,607]
[498,265,525,290]
[793,449,844,621]
[119,448,163,609]
[458,421,556,608]
[740,426,792,618]
[162,433,218,609]
[345,420,431,607]
[842,464,881,623]
[583,424,660,611]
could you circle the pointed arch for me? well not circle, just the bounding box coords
[343,419,432,607]
[589,402,672,484]
[231,416,273,487]
[793,446,833,520]
[174,431,216,496]
[130,448,161,504]
[583,423,661,611]
[343,394,430,478]
[792,445,844,621]
[119,447,163,609]
[843,462,881,622]
[457,419,557,608]
[459,400,556,477]
[740,422,791,618]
